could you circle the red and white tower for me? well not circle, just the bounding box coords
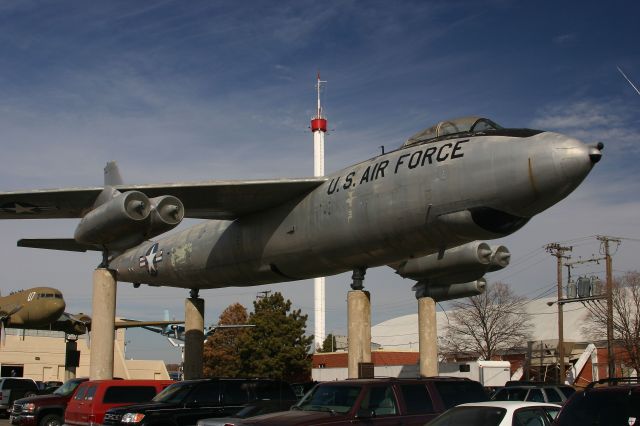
[311,73,327,350]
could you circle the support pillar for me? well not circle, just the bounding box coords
[418,297,438,377]
[347,290,371,379]
[89,268,117,380]
[183,292,204,380]
[64,339,78,381]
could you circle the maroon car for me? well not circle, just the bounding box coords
[229,377,489,426]
[10,378,88,426]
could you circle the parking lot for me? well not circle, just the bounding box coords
[0,418,11,426]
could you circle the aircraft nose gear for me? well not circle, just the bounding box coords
[350,267,367,290]
[189,288,199,299]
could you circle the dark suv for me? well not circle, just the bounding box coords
[553,378,640,425]
[0,378,39,416]
[223,377,489,425]
[102,378,297,426]
[9,377,88,426]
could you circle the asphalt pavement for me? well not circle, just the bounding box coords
[0,419,10,426]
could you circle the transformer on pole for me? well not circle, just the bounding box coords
[311,73,327,350]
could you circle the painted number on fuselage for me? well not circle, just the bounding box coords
[327,139,468,195]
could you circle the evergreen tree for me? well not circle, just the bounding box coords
[203,302,249,377]
[238,292,313,382]
[318,333,337,353]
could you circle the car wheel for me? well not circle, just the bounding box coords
[39,413,63,426]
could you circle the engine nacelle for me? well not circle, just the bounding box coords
[146,196,185,240]
[74,191,151,249]
[412,279,486,302]
[488,245,511,272]
[395,241,492,284]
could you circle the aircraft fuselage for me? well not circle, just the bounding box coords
[111,130,598,289]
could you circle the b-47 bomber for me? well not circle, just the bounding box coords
[0,117,602,299]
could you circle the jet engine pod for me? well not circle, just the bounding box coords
[74,190,151,249]
[487,245,511,272]
[413,278,486,302]
[395,241,492,283]
[146,195,185,239]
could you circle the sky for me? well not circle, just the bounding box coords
[0,0,639,363]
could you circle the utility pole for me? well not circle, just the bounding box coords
[598,235,621,378]
[545,243,572,384]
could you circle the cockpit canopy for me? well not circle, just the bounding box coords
[403,116,503,147]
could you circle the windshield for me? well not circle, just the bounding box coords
[404,117,503,147]
[430,406,507,426]
[54,379,84,397]
[152,382,195,403]
[294,385,362,414]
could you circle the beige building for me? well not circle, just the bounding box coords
[1,327,169,381]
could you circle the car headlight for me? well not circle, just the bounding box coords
[121,413,145,423]
[22,403,36,413]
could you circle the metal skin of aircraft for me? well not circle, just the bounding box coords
[0,117,603,299]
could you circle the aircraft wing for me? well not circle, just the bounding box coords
[114,319,185,329]
[0,178,326,220]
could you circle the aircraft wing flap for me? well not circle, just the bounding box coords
[0,188,102,219]
[115,178,327,219]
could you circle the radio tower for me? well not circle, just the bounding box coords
[311,73,327,351]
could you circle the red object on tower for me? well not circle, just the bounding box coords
[311,118,327,132]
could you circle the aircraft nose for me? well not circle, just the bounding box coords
[506,132,602,218]
[556,137,601,183]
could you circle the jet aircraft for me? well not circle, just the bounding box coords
[137,310,251,340]
[0,117,602,298]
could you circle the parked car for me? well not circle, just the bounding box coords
[428,401,561,425]
[505,381,575,399]
[0,378,40,416]
[492,385,574,404]
[196,399,299,426]
[102,378,297,426]
[553,377,640,426]
[216,377,489,426]
[64,379,173,426]
[9,377,88,426]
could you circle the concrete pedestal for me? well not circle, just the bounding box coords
[89,268,117,380]
[183,297,205,380]
[347,290,371,379]
[418,297,438,377]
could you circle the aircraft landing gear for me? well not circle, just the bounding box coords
[350,267,367,290]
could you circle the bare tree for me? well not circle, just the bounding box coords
[582,271,640,376]
[441,282,533,360]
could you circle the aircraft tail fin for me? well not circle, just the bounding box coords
[18,238,100,252]
[104,161,124,186]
